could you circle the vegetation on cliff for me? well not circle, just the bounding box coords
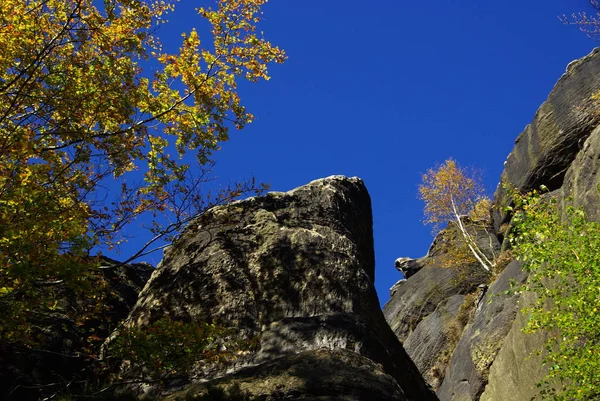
[511,190,600,401]
[419,158,497,272]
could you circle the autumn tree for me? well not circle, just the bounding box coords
[418,159,496,272]
[0,0,284,352]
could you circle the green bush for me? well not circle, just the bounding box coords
[511,191,600,400]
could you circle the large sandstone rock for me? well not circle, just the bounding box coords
[402,294,467,390]
[386,49,600,401]
[479,291,548,401]
[478,124,600,401]
[115,176,437,401]
[0,258,153,401]
[166,349,407,401]
[383,219,499,390]
[436,260,528,401]
[493,47,600,231]
[383,265,486,345]
[560,124,600,223]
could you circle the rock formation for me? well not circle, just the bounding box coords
[394,257,424,279]
[112,176,437,401]
[481,47,600,401]
[493,47,600,232]
[384,47,600,401]
[560,123,600,221]
[383,219,499,390]
[435,260,528,401]
[5,44,600,401]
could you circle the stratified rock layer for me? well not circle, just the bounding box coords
[383,219,499,390]
[166,349,407,401]
[493,47,600,230]
[560,124,600,222]
[478,291,548,401]
[387,48,600,401]
[119,176,437,401]
[436,261,528,401]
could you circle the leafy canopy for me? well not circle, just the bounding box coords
[511,191,600,401]
[0,0,284,342]
[418,159,495,271]
[106,317,245,383]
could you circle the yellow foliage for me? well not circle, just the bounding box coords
[418,159,486,232]
[419,159,494,272]
[0,0,284,342]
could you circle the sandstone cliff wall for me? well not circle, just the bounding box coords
[384,47,600,401]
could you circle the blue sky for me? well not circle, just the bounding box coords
[111,1,598,306]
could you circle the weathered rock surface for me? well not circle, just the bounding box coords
[479,291,548,401]
[116,176,437,401]
[402,294,466,389]
[436,260,528,401]
[560,124,600,223]
[166,349,407,401]
[394,257,425,279]
[493,47,600,231]
[383,48,600,401]
[383,264,485,345]
[477,100,600,401]
[0,258,153,401]
[383,220,499,391]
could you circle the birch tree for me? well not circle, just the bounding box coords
[418,159,495,272]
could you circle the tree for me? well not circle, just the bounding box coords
[559,0,600,39]
[510,191,600,400]
[418,159,495,272]
[0,0,284,348]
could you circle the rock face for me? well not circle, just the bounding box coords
[493,47,600,231]
[385,48,600,401]
[167,349,408,401]
[435,261,528,401]
[482,48,600,401]
[479,109,600,401]
[383,219,499,390]
[116,176,437,401]
[560,124,600,222]
[394,257,425,279]
[0,258,153,401]
[478,291,548,401]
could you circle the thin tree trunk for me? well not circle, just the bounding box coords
[451,196,492,272]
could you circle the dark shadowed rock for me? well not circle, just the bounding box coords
[560,124,600,223]
[115,176,437,401]
[436,260,528,401]
[402,294,466,390]
[0,258,153,401]
[493,47,600,230]
[166,349,407,401]
[383,219,498,342]
[384,219,498,390]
